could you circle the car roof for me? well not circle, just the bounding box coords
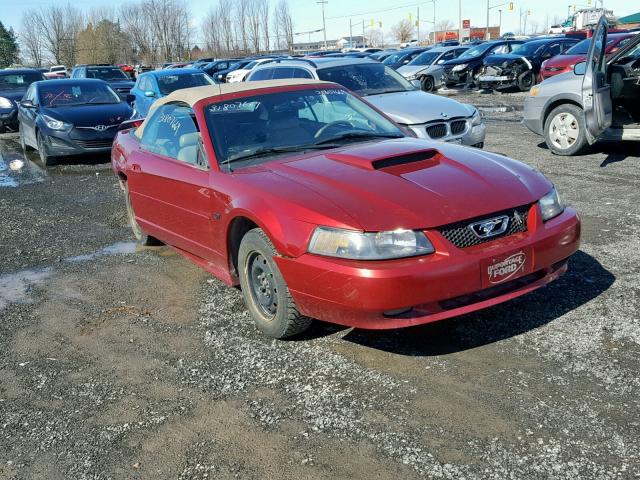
[147,68,205,77]
[0,68,43,75]
[35,78,108,86]
[424,46,468,53]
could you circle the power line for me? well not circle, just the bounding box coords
[325,1,426,20]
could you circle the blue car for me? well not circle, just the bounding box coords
[128,68,215,118]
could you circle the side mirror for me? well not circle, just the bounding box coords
[126,94,136,105]
[20,100,35,109]
[436,59,445,64]
[144,91,156,98]
[402,59,410,64]
[217,74,224,80]
[574,62,586,75]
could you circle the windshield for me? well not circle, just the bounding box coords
[86,67,128,81]
[565,36,621,55]
[511,42,546,56]
[383,52,410,65]
[205,88,404,170]
[0,73,44,90]
[157,73,214,95]
[459,43,493,59]
[38,83,121,107]
[408,51,441,66]
[317,63,414,96]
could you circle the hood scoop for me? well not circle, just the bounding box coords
[326,146,440,171]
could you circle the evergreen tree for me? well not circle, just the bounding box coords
[0,21,19,67]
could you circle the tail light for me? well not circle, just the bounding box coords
[117,118,144,132]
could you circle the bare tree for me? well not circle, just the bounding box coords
[247,0,263,54]
[259,0,270,53]
[19,14,45,66]
[391,19,414,43]
[366,28,384,47]
[274,0,294,52]
[435,19,455,32]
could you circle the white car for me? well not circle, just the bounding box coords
[43,65,68,79]
[401,39,419,48]
[226,58,277,83]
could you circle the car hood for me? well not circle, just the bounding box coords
[544,54,585,68]
[396,65,432,76]
[242,138,551,232]
[363,90,474,125]
[0,89,27,104]
[41,103,132,127]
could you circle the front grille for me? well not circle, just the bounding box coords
[438,205,530,248]
[426,123,447,139]
[74,139,114,149]
[450,120,466,135]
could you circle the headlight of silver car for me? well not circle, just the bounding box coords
[470,108,482,126]
[308,227,435,260]
[0,97,13,108]
[539,187,564,221]
[42,114,72,132]
[452,63,467,72]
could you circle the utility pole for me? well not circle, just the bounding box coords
[458,0,462,42]
[486,0,490,40]
[417,7,420,45]
[317,0,328,50]
[349,19,352,49]
[498,9,502,34]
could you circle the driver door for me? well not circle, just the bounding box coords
[582,16,612,142]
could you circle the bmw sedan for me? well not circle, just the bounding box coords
[111,79,580,338]
[18,79,133,165]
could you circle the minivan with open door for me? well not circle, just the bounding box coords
[523,17,640,155]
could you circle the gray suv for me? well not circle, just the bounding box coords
[246,57,486,147]
[523,18,640,155]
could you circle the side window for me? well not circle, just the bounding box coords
[24,85,36,104]
[139,77,153,92]
[250,68,274,81]
[545,43,562,57]
[440,50,456,62]
[491,44,509,54]
[291,68,313,79]
[561,41,576,53]
[140,103,205,167]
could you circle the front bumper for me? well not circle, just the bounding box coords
[442,68,469,86]
[522,95,545,136]
[275,206,580,329]
[478,74,517,90]
[0,108,18,129]
[408,118,486,148]
[41,128,117,156]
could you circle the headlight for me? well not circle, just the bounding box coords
[470,108,482,126]
[308,227,435,260]
[42,114,72,131]
[405,74,417,81]
[452,63,467,72]
[539,187,564,221]
[0,97,13,108]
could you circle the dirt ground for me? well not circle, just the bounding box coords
[1,90,639,479]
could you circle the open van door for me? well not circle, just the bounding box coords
[582,16,612,143]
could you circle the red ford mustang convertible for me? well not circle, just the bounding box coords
[111,79,580,338]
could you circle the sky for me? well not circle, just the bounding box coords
[0,0,637,45]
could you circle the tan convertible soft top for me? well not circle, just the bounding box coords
[135,79,333,138]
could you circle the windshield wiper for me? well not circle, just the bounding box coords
[313,132,403,145]
[223,144,341,170]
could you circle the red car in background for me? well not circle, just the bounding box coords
[111,80,580,338]
[540,33,636,80]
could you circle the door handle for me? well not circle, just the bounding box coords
[131,164,142,172]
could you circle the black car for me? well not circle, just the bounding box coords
[200,59,241,78]
[440,40,526,87]
[382,48,430,69]
[478,37,580,91]
[70,65,135,100]
[0,69,46,133]
[212,60,253,83]
[17,79,133,165]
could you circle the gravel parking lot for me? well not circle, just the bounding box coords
[1,90,639,479]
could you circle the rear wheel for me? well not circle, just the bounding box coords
[420,76,434,92]
[238,228,311,339]
[124,184,160,246]
[544,104,588,156]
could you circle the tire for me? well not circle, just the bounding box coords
[420,76,434,92]
[238,228,311,339]
[544,104,588,156]
[36,132,54,166]
[124,184,161,246]
[517,71,535,92]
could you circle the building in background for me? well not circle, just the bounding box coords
[617,11,640,29]
[430,27,500,43]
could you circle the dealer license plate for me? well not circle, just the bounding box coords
[446,138,463,144]
[478,75,511,82]
[481,247,533,288]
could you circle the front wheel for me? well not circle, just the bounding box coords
[238,228,311,339]
[544,104,588,156]
[517,71,535,92]
[420,76,434,92]
[37,132,54,166]
[124,184,161,246]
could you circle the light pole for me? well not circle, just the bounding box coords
[498,9,502,34]
[317,0,328,50]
